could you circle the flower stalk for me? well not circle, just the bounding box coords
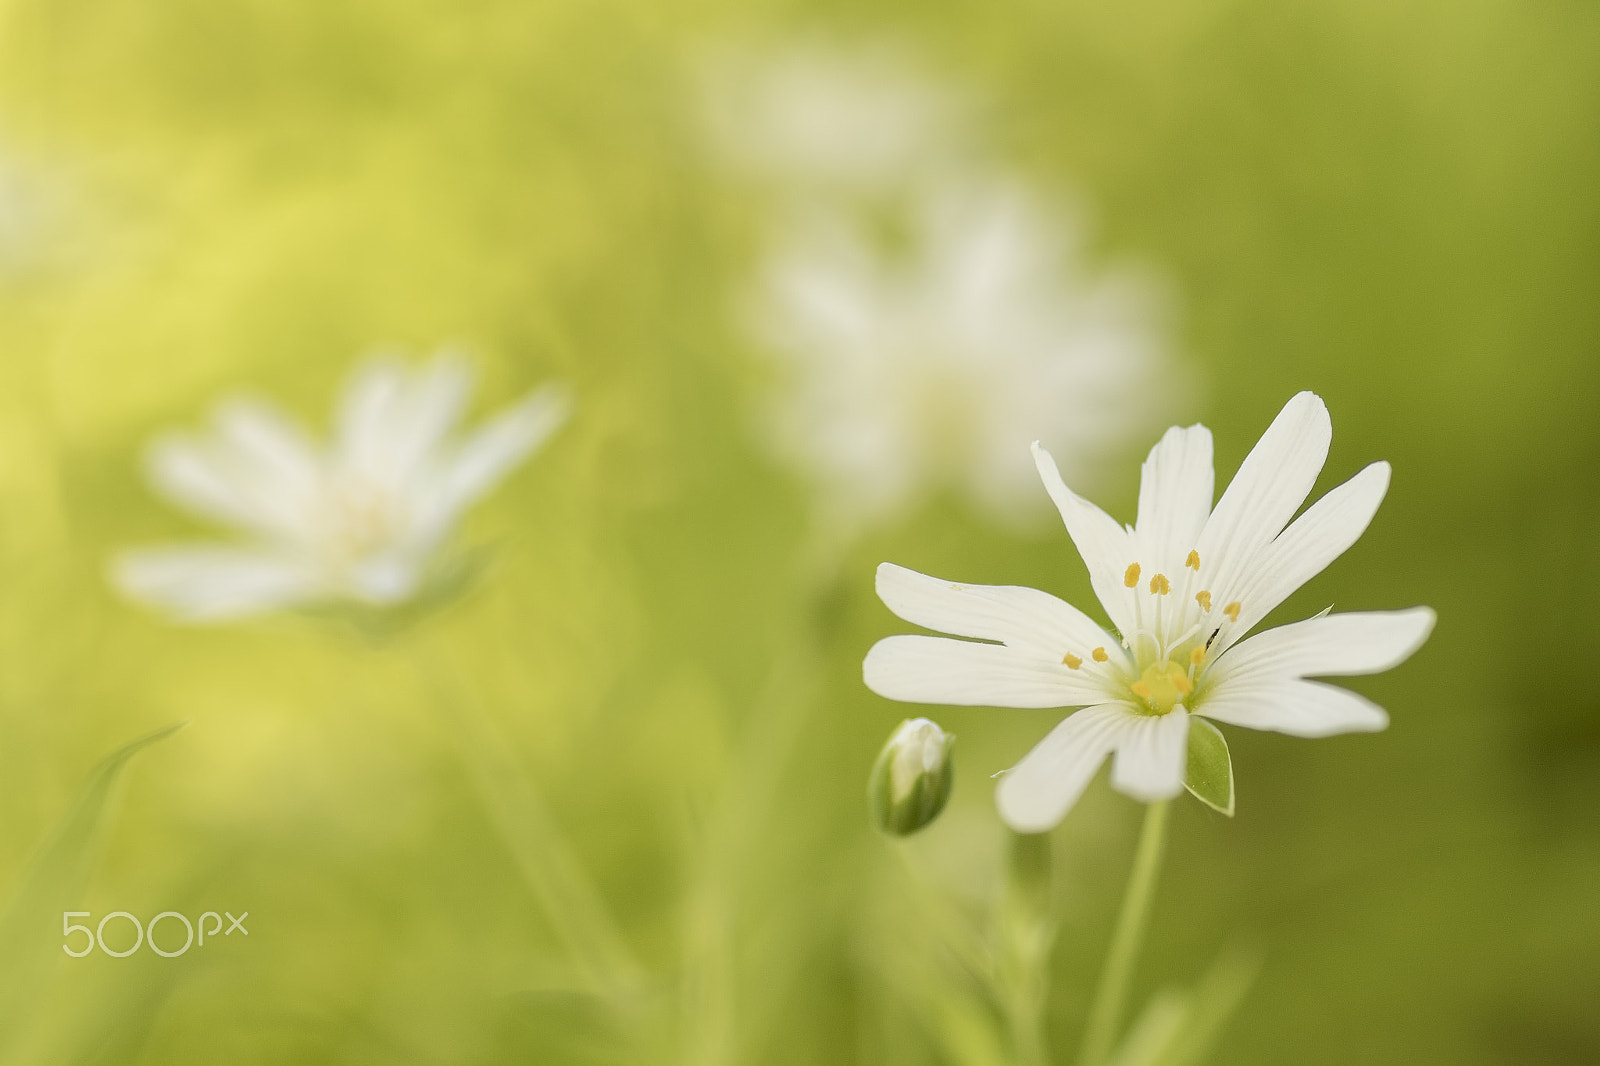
[996,829,1055,1066]
[1077,801,1170,1066]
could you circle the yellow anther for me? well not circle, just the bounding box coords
[1124,563,1141,588]
[1196,590,1212,613]
[1173,673,1194,697]
[1092,646,1109,662]
[1130,680,1151,700]
[1062,653,1083,669]
[1190,645,1206,666]
[1224,601,1242,622]
[1186,550,1201,570]
[1149,573,1171,595]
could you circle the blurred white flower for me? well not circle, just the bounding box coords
[0,145,44,275]
[698,42,961,193]
[864,392,1435,832]
[750,175,1170,529]
[113,353,569,623]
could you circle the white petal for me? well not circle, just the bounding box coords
[1031,442,1135,636]
[1109,710,1190,801]
[210,398,323,536]
[438,383,571,510]
[346,554,423,605]
[996,704,1136,832]
[146,434,264,533]
[1218,462,1390,647]
[874,562,1127,663]
[111,546,322,622]
[335,354,407,474]
[1134,424,1213,574]
[1197,679,1388,738]
[146,409,317,546]
[1208,608,1435,689]
[863,635,1119,709]
[1195,393,1331,615]
[384,353,473,479]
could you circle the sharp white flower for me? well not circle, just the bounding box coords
[751,175,1170,529]
[112,352,570,623]
[863,392,1434,832]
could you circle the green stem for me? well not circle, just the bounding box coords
[411,643,644,1002]
[1076,801,1170,1066]
[999,830,1055,1066]
[681,640,819,1066]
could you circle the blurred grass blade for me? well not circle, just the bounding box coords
[1154,946,1260,1066]
[1106,946,1261,1066]
[0,721,187,1054]
[413,648,643,1004]
[1107,991,1190,1066]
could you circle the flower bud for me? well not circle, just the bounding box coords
[868,718,955,836]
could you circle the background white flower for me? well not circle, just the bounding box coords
[701,41,1176,533]
[864,392,1435,832]
[0,140,48,278]
[112,352,569,622]
[697,41,963,194]
[750,174,1171,529]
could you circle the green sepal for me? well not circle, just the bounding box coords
[1184,717,1234,817]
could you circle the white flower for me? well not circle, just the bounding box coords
[698,42,960,193]
[863,392,1434,832]
[0,144,45,276]
[751,175,1169,529]
[112,352,569,623]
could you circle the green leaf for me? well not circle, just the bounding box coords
[0,722,187,1056]
[1184,718,1234,817]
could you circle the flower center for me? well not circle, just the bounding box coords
[1129,660,1192,715]
[322,476,404,562]
[1058,548,1248,715]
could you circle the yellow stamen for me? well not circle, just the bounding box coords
[1124,563,1141,588]
[1062,653,1082,669]
[1224,601,1242,622]
[1149,573,1171,595]
[1186,550,1201,570]
[1190,646,1206,666]
[1196,590,1212,613]
[1092,646,1109,662]
[1130,680,1151,700]
[1173,673,1194,696]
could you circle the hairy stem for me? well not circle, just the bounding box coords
[998,830,1055,1066]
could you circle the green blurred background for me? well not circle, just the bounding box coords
[1,0,1597,1063]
